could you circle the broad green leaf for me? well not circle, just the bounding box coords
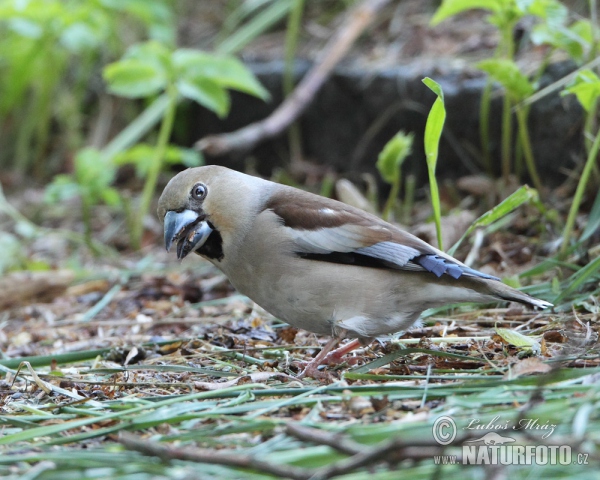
[73,148,117,204]
[431,0,503,25]
[124,40,172,73]
[114,144,204,176]
[422,77,446,250]
[101,187,122,207]
[562,69,600,112]
[495,327,540,352]
[103,58,167,98]
[45,176,82,203]
[523,0,567,25]
[570,19,594,49]
[447,185,539,255]
[176,78,230,117]
[477,58,534,101]
[7,18,43,38]
[531,23,588,63]
[173,49,269,100]
[60,22,102,52]
[178,148,204,168]
[376,132,413,184]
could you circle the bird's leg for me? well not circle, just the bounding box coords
[298,336,343,379]
[322,338,362,365]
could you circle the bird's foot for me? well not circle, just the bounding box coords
[322,339,362,365]
[296,338,363,379]
[297,361,334,380]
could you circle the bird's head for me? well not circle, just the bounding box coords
[157,165,268,260]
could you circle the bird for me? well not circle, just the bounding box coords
[158,165,552,378]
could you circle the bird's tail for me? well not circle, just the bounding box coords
[484,279,553,309]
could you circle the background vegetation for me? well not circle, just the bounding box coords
[0,0,599,478]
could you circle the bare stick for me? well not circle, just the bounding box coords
[195,0,391,156]
[118,432,310,480]
[286,423,363,455]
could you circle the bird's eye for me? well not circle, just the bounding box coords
[191,183,207,200]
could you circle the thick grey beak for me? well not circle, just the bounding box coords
[163,210,213,260]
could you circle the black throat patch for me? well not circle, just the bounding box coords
[195,223,224,261]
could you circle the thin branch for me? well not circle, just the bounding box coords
[195,0,391,156]
[118,432,309,480]
[286,423,363,456]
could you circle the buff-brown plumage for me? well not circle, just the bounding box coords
[158,166,550,340]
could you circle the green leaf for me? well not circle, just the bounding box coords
[422,77,446,250]
[447,185,539,255]
[73,148,117,205]
[124,40,172,72]
[7,18,43,38]
[376,132,413,184]
[60,22,102,52]
[114,144,204,176]
[523,0,567,25]
[431,0,503,25]
[531,24,585,63]
[495,327,541,352]
[477,58,534,101]
[103,58,167,98]
[173,50,269,100]
[45,176,82,203]
[562,69,600,112]
[177,148,204,168]
[176,78,230,117]
[101,187,122,207]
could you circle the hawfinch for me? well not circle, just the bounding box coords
[158,166,551,377]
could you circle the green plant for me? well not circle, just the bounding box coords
[103,40,269,249]
[560,69,600,255]
[423,77,446,250]
[376,131,413,221]
[45,148,121,248]
[447,185,541,255]
[476,58,543,194]
[431,0,579,186]
[0,0,175,177]
[283,0,305,165]
[217,0,295,55]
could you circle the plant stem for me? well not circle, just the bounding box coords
[584,97,598,155]
[81,197,92,251]
[560,126,600,255]
[284,0,304,166]
[382,176,400,222]
[515,107,543,195]
[590,0,598,60]
[500,22,516,184]
[132,85,178,250]
[402,174,415,225]
[501,94,512,183]
[479,77,493,174]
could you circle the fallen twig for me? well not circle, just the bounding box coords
[286,422,363,455]
[118,431,309,480]
[195,0,391,156]
[119,427,469,479]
